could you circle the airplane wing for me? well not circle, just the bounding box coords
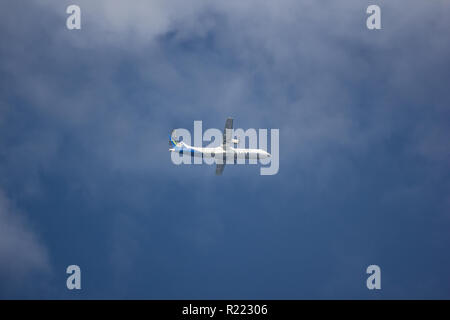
[216,163,225,175]
[222,117,233,148]
[216,117,233,175]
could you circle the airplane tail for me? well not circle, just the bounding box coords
[169,129,180,148]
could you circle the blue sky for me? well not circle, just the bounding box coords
[0,0,449,299]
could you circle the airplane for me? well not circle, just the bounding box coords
[169,117,271,175]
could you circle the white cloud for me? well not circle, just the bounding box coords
[0,0,445,185]
[0,190,50,292]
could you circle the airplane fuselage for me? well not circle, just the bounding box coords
[170,142,270,162]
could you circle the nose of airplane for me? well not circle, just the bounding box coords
[263,151,271,158]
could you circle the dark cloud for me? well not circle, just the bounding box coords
[0,0,449,298]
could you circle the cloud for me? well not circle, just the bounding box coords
[0,190,50,295]
[21,0,449,170]
[0,0,449,298]
[0,0,446,217]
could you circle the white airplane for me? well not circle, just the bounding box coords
[169,117,271,175]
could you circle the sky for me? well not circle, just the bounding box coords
[0,0,449,299]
